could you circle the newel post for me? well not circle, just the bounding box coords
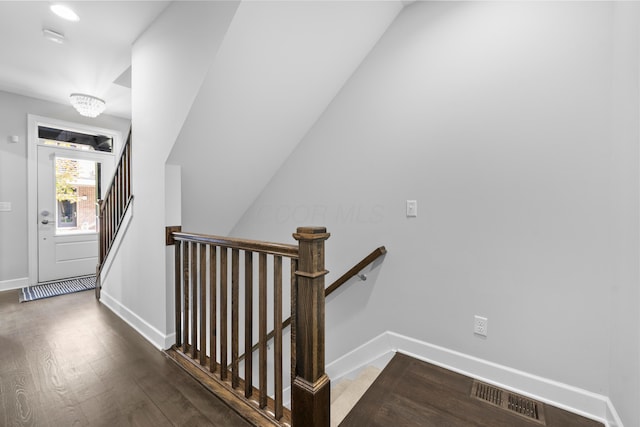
[292,226,331,427]
[165,226,182,347]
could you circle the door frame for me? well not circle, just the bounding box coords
[27,114,123,285]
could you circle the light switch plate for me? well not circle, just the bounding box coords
[406,200,417,217]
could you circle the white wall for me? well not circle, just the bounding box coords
[230,2,639,425]
[168,1,403,236]
[100,1,239,348]
[608,3,640,426]
[0,90,129,285]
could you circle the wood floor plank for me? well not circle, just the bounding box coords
[1,369,40,426]
[79,390,132,427]
[2,341,47,427]
[135,372,226,426]
[122,400,173,427]
[376,393,483,427]
[43,395,90,427]
[60,361,109,404]
[22,334,92,427]
[167,372,253,427]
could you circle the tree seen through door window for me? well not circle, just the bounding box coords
[55,157,97,234]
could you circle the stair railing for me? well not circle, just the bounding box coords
[95,130,133,299]
[235,246,387,368]
[166,226,331,427]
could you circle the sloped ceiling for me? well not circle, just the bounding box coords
[168,1,404,236]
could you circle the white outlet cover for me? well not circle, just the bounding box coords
[474,315,488,337]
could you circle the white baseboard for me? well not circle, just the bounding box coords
[97,201,176,350]
[325,331,617,427]
[163,332,176,350]
[605,397,624,427]
[100,289,173,350]
[0,277,29,292]
[326,332,396,381]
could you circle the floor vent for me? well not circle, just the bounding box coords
[471,380,546,425]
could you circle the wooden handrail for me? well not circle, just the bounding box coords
[101,129,132,207]
[324,246,386,296]
[172,231,299,258]
[236,245,386,367]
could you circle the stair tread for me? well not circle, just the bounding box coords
[330,366,382,427]
[331,378,354,403]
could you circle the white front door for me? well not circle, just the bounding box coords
[37,145,114,282]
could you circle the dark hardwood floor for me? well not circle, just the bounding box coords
[0,288,251,427]
[341,353,604,427]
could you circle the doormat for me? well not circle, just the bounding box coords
[19,275,96,303]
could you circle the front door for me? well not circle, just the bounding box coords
[37,145,114,282]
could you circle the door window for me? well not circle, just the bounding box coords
[55,157,99,234]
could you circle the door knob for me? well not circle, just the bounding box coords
[41,210,50,224]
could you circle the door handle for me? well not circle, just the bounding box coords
[41,210,50,225]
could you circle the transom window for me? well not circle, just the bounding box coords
[38,126,113,152]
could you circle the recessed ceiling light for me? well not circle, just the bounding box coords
[43,28,65,44]
[50,4,79,22]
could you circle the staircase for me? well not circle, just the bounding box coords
[165,226,386,426]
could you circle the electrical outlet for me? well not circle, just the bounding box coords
[474,315,488,337]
